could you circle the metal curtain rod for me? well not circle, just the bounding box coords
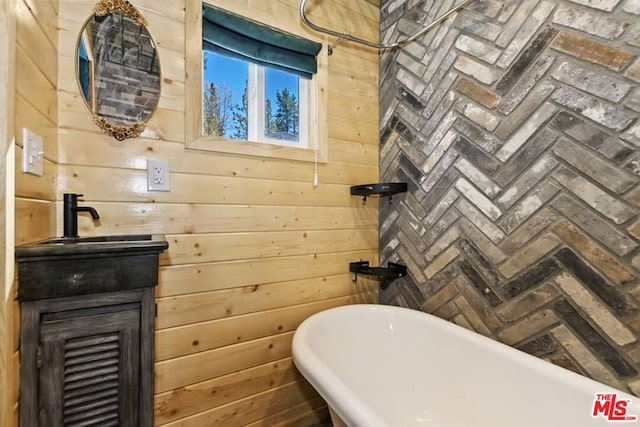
[299,0,477,52]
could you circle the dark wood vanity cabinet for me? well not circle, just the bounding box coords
[20,289,155,427]
[16,234,168,427]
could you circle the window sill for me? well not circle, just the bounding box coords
[187,135,328,164]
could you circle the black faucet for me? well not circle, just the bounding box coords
[63,193,100,238]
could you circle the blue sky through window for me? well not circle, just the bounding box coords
[203,52,247,103]
[203,51,300,140]
[265,68,298,107]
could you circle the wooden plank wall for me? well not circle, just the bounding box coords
[11,0,60,425]
[0,0,16,424]
[15,0,59,240]
[56,0,380,425]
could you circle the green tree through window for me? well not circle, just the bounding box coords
[202,82,235,137]
[202,51,305,145]
[231,81,248,140]
[271,88,299,140]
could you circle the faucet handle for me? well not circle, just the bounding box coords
[63,193,85,206]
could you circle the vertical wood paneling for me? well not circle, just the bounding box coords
[11,1,59,426]
[53,0,379,425]
[0,0,15,423]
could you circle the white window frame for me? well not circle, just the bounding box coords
[251,65,310,148]
[185,0,328,163]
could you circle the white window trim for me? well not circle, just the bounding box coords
[247,63,259,143]
[185,0,328,164]
[255,65,310,148]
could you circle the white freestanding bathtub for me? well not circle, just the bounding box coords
[292,304,640,427]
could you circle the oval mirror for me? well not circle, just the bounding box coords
[76,0,161,141]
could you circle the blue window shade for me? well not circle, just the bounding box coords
[202,5,322,79]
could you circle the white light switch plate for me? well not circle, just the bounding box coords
[22,128,44,176]
[147,159,170,191]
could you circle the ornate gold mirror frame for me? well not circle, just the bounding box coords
[76,0,161,141]
[93,0,146,26]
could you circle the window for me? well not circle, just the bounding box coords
[203,51,309,147]
[185,2,328,163]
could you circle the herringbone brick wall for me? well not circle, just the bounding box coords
[379,0,640,394]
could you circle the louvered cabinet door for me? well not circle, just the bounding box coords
[20,289,155,427]
[38,308,140,427]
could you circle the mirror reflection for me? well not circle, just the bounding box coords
[76,5,161,140]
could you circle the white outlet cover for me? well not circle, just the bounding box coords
[147,159,170,191]
[22,128,44,176]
